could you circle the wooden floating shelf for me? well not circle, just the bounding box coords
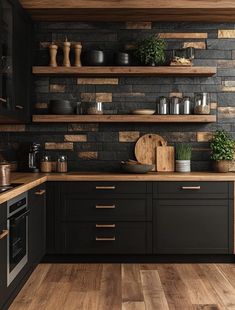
[32,115,217,123]
[32,66,216,77]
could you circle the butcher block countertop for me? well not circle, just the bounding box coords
[1,171,235,204]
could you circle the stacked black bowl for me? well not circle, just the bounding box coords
[49,100,74,115]
[115,52,131,66]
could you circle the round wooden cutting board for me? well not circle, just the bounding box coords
[135,134,166,169]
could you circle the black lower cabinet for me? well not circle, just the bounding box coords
[28,184,46,266]
[153,199,233,254]
[0,203,7,310]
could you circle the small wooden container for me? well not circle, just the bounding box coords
[49,43,58,67]
[74,43,82,67]
[63,38,71,67]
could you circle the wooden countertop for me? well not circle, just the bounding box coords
[1,171,235,205]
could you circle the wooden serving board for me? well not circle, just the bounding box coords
[135,134,166,170]
[156,142,175,172]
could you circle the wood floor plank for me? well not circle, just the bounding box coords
[122,301,146,310]
[141,270,169,310]
[122,264,144,303]
[97,264,122,310]
[175,264,215,305]
[63,291,100,310]
[217,264,235,289]
[200,264,235,310]
[156,264,196,310]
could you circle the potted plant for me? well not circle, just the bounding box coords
[210,130,235,172]
[134,35,166,66]
[175,144,192,172]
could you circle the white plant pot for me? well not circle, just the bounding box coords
[175,160,191,173]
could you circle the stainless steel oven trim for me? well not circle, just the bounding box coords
[7,192,28,218]
[7,192,28,287]
[7,215,28,287]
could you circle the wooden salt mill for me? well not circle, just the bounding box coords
[74,43,82,67]
[49,42,58,67]
[63,37,71,67]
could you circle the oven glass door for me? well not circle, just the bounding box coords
[8,208,29,285]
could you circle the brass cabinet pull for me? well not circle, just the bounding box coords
[95,186,116,190]
[0,97,7,103]
[181,186,201,190]
[35,189,46,195]
[0,230,9,240]
[96,237,115,241]
[96,224,116,228]
[15,105,24,110]
[95,205,116,209]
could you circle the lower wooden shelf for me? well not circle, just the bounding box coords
[32,114,217,123]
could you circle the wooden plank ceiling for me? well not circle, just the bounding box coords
[19,0,235,22]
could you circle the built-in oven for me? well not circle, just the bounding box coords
[7,192,28,286]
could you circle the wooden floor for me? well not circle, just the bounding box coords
[9,263,235,310]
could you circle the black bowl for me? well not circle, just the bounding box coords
[85,50,106,66]
[115,52,131,66]
[49,100,74,115]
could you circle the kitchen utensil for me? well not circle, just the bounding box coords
[115,52,131,66]
[74,43,82,67]
[121,162,155,174]
[87,102,103,115]
[28,143,40,172]
[182,96,191,115]
[49,43,58,67]
[49,100,74,115]
[63,38,71,67]
[132,109,155,115]
[170,96,181,115]
[156,141,175,172]
[85,50,105,66]
[0,162,11,186]
[135,134,166,170]
[158,96,169,114]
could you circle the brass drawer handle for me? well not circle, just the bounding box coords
[35,189,46,195]
[96,224,116,228]
[95,205,116,209]
[95,186,116,190]
[96,237,115,241]
[0,230,9,240]
[181,186,201,190]
[15,105,24,110]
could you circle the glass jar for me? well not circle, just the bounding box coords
[57,155,67,173]
[170,97,181,115]
[158,97,169,115]
[40,155,52,173]
[182,97,191,115]
[194,93,210,115]
[87,102,103,115]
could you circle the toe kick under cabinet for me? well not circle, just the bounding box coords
[48,181,234,255]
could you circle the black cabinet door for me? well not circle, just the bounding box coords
[28,184,46,265]
[0,0,31,123]
[153,199,233,254]
[0,203,8,310]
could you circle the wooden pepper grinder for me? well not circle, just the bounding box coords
[74,43,82,67]
[63,37,71,67]
[49,42,58,67]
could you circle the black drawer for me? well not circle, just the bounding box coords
[59,198,151,221]
[154,181,233,199]
[57,222,152,254]
[0,202,7,228]
[28,184,46,206]
[60,181,147,195]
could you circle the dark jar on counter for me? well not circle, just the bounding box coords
[57,155,68,173]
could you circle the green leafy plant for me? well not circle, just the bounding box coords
[210,130,235,161]
[134,35,166,66]
[176,144,192,160]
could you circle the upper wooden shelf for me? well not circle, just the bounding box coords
[32,66,216,77]
[32,115,217,123]
[19,0,235,22]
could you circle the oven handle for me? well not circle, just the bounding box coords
[11,210,30,223]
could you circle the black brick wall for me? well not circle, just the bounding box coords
[1,21,235,172]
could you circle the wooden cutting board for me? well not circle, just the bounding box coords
[135,134,166,170]
[156,142,175,172]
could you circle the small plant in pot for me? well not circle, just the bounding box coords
[134,35,166,66]
[210,130,235,173]
[175,144,192,173]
